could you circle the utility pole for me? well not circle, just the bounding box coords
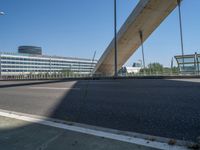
[114,0,118,77]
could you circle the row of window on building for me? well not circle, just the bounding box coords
[0,52,97,76]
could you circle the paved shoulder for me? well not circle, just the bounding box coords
[0,116,158,150]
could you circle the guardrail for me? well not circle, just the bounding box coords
[1,73,200,81]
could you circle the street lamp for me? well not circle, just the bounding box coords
[0,11,5,79]
[139,30,146,75]
[0,11,5,15]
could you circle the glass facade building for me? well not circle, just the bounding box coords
[175,53,200,74]
[0,52,97,76]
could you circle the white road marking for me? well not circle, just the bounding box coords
[28,87,80,90]
[0,110,189,150]
[92,82,120,84]
[79,81,120,84]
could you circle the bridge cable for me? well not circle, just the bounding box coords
[177,0,185,70]
[139,30,146,75]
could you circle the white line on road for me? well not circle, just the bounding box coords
[28,87,80,90]
[0,109,189,150]
[79,81,120,85]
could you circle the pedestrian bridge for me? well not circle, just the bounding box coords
[93,0,179,76]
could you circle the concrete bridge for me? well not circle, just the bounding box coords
[93,0,179,76]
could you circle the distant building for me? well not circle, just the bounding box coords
[0,48,97,76]
[123,66,141,74]
[119,61,142,75]
[175,53,200,74]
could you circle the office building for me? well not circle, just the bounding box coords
[0,47,97,76]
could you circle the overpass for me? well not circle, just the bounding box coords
[93,0,179,76]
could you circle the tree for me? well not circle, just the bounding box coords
[139,62,180,75]
[140,62,164,74]
[60,69,75,77]
[148,63,164,74]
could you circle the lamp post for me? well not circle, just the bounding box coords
[0,11,5,79]
[139,30,146,75]
[0,11,5,16]
[114,0,118,77]
[177,0,185,71]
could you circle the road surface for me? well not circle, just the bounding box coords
[0,79,199,142]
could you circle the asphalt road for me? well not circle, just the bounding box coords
[0,79,200,142]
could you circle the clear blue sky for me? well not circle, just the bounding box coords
[0,0,199,67]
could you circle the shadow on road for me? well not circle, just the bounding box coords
[0,79,75,88]
[0,78,200,146]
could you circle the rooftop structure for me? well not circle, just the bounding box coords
[18,46,42,55]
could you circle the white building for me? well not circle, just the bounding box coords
[124,66,141,74]
[0,52,97,76]
[120,61,142,75]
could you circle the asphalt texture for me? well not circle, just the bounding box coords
[0,79,199,142]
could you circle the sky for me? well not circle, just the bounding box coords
[0,0,200,67]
